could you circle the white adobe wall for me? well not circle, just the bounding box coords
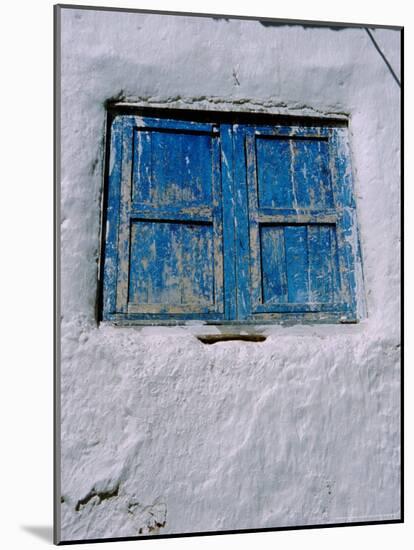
[58,7,401,541]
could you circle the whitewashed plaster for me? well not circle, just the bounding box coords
[58,7,401,542]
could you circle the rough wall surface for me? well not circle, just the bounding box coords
[58,7,401,541]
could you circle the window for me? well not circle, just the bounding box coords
[101,110,361,324]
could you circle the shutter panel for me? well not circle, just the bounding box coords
[103,115,225,321]
[244,124,356,320]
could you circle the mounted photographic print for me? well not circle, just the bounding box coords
[54,4,403,544]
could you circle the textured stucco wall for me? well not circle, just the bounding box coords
[58,7,401,542]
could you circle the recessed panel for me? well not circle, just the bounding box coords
[132,129,213,207]
[260,224,340,305]
[256,136,333,209]
[128,220,215,308]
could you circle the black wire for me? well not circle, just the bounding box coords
[366,28,401,87]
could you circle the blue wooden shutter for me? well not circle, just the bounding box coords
[102,115,226,322]
[242,124,358,321]
[102,114,360,324]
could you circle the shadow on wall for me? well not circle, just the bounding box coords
[21,525,53,543]
[259,20,347,30]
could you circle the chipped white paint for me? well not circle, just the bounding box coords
[59,7,401,542]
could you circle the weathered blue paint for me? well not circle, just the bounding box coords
[256,136,294,208]
[284,225,310,303]
[128,221,215,309]
[102,117,123,316]
[220,124,237,320]
[101,114,359,323]
[233,125,252,320]
[329,128,358,320]
[210,130,225,314]
[115,117,135,313]
[132,129,213,207]
[307,224,336,303]
[102,115,225,321]
[260,225,288,304]
[242,123,358,320]
[259,224,339,306]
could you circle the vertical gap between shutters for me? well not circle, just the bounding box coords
[211,134,217,309]
[232,125,238,317]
